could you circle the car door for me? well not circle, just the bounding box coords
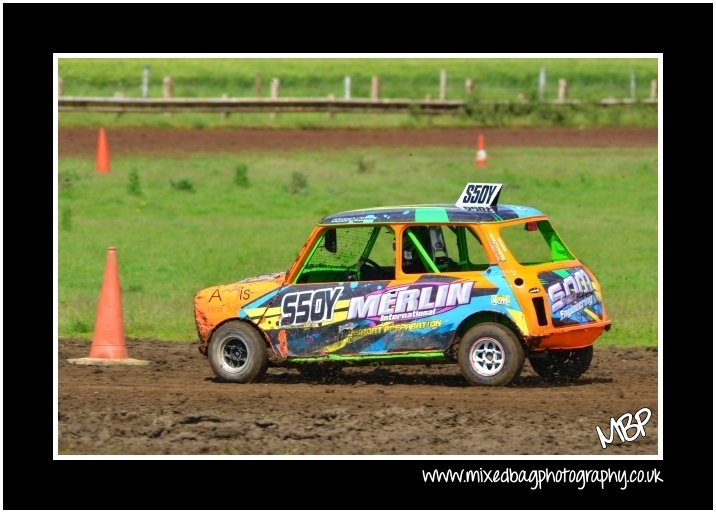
[262,225,397,358]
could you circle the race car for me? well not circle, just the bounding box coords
[193,183,611,386]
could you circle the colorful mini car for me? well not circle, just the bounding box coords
[194,183,611,386]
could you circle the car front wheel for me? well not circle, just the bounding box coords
[457,322,525,386]
[208,321,268,383]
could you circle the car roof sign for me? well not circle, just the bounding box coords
[455,183,503,212]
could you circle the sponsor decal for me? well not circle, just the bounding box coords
[546,268,594,315]
[529,287,541,294]
[330,214,377,224]
[460,206,496,213]
[491,294,511,306]
[347,281,473,322]
[338,320,443,346]
[281,286,343,326]
[487,232,508,262]
[558,294,595,320]
[226,286,252,300]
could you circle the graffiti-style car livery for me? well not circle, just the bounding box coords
[194,183,611,386]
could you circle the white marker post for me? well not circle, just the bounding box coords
[371,76,380,100]
[270,78,280,120]
[557,78,568,103]
[538,67,546,101]
[141,66,150,98]
[439,69,447,101]
[344,76,351,99]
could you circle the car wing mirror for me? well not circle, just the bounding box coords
[324,228,337,253]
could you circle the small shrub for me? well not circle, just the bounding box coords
[234,163,249,188]
[356,155,374,174]
[59,171,79,191]
[127,169,142,196]
[408,103,422,119]
[287,172,308,195]
[170,179,195,193]
[60,206,73,231]
[68,320,90,333]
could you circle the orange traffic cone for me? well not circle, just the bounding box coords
[475,134,488,168]
[96,127,111,173]
[67,247,148,366]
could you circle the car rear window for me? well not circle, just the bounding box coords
[498,220,574,265]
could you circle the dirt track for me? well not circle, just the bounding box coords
[59,339,657,455]
[58,126,656,156]
[58,126,658,456]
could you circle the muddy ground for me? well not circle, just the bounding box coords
[58,126,657,156]
[58,339,658,456]
[58,126,658,456]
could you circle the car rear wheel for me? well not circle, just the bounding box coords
[208,321,268,383]
[457,322,525,386]
[529,346,593,383]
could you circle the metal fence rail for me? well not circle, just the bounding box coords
[58,97,657,114]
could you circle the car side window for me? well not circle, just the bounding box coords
[462,226,491,270]
[402,225,490,274]
[498,220,574,265]
[295,226,395,283]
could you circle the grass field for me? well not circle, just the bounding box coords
[58,57,658,129]
[57,146,657,346]
[58,104,658,130]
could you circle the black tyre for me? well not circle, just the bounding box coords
[529,346,593,383]
[457,322,525,386]
[208,321,268,383]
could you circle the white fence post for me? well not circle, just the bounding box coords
[538,67,546,101]
[141,66,150,98]
[270,78,280,99]
[344,76,351,99]
[465,78,474,96]
[439,69,447,100]
[650,79,658,100]
[270,78,280,119]
[557,78,568,102]
[370,76,380,100]
[58,76,63,97]
[163,76,173,98]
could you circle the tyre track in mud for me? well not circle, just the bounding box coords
[59,339,658,455]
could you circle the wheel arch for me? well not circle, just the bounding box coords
[200,317,273,356]
[447,310,526,360]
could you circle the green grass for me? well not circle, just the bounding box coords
[58,57,658,129]
[58,146,657,345]
[58,103,657,130]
